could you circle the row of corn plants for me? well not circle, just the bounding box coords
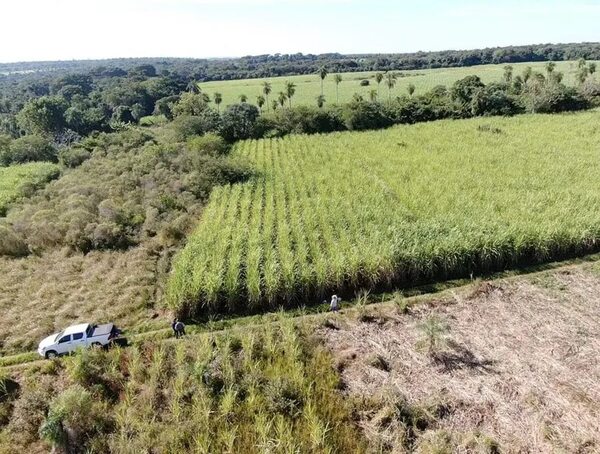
[168,111,600,317]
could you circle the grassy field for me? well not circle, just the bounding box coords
[0,163,59,215]
[199,60,597,108]
[168,110,600,316]
[2,257,599,452]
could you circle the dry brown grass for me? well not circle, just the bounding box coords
[320,267,600,453]
[0,246,166,354]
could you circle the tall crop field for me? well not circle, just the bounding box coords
[169,111,600,317]
[0,163,59,215]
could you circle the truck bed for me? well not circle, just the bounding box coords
[90,323,114,338]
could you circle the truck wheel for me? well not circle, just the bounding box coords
[91,342,104,349]
[45,350,58,359]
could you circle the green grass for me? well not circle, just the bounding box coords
[0,320,367,453]
[199,60,598,108]
[0,163,60,215]
[168,110,600,316]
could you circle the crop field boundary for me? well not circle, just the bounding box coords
[4,251,600,372]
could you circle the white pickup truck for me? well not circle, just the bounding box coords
[37,323,122,359]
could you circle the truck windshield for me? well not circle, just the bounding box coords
[54,332,64,342]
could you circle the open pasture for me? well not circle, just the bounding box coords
[0,163,59,215]
[168,110,600,316]
[199,60,596,108]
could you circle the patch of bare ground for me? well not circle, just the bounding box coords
[0,246,166,354]
[320,268,600,452]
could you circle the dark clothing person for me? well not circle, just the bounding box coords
[175,321,186,338]
[171,319,178,337]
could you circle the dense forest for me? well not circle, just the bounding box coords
[2,42,600,81]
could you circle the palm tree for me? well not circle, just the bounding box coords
[187,80,200,93]
[256,95,265,113]
[213,92,222,113]
[278,91,287,108]
[333,74,343,103]
[407,83,416,96]
[318,66,328,96]
[239,94,248,103]
[316,94,325,108]
[385,72,397,104]
[284,81,296,108]
[262,81,272,107]
[545,61,556,75]
[368,89,377,102]
[375,72,384,96]
[271,100,278,112]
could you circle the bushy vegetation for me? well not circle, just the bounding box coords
[0,321,366,453]
[0,129,250,256]
[0,162,59,216]
[168,111,600,317]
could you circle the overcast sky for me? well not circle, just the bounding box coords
[1,0,599,63]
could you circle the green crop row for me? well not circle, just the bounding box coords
[168,110,600,317]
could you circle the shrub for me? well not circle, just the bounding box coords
[343,101,393,131]
[0,135,57,166]
[39,385,112,452]
[360,79,370,86]
[0,226,28,257]
[470,84,522,117]
[172,111,221,141]
[59,147,91,168]
[187,133,230,156]
[220,103,260,142]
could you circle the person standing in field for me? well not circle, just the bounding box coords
[174,319,186,338]
[330,295,341,312]
[171,318,178,337]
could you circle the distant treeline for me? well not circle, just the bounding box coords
[2,42,600,81]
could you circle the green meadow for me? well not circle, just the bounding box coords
[199,60,596,108]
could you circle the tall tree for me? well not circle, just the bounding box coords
[316,94,325,109]
[407,83,416,96]
[284,82,296,108]
[545,61,556,75]
[318,66,328,96]
[256,95,265,113]
[503,65,514,83]
[522,66,533,83]
[271,100,278,112]
[375,72,384,95]
[262,81,272,107]
[213,92,222,113]
[368,89,378,102]
[333,74,343,103]
[385,72,397,104]
[278,91,287,108]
